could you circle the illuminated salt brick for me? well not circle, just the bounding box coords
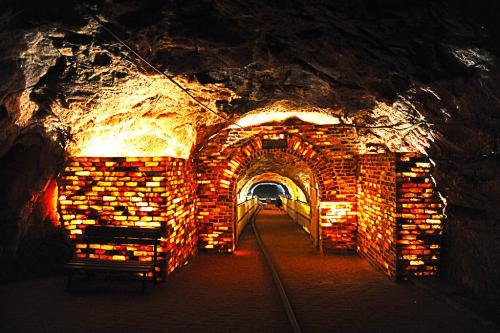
[103,196,116,201]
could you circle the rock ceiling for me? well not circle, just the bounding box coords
[1,0,499,159]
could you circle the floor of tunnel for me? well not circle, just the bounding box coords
[253,209,499,333]
[0,209,498,333]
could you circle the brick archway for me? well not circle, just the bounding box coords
[197,125,359,253]
[223,135,341,200]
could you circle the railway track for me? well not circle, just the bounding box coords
[250,206,302,333]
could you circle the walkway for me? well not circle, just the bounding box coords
[0,209,498,333]
[254,209,498,333]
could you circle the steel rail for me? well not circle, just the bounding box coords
[251,207,302,333]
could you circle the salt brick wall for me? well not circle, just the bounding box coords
[396,153,444,277]
[357,153,397,278]
[196,123,358,253]
[356,153,444,278]
[58,157,197,276]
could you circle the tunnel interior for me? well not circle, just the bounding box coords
[56,117,444,279]
[248,183,288,201]
[1,0,499,313]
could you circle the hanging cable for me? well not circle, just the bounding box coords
[76,1,242,128]
[76,1,429,133]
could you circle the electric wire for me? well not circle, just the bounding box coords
[77,1,428,133]
[77,1,243,129]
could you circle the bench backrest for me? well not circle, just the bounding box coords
[83,226,162,261]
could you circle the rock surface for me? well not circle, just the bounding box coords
[0,0,498,307]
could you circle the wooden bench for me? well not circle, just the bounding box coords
[65,226,162,293]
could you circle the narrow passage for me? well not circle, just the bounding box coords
[254,208,498,333]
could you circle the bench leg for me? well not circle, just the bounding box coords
[85,271,95,281]
[141,272,146,294]
[66,271,73,291]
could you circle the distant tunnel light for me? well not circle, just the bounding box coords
[230,110,341,128]
[249,182,287,197]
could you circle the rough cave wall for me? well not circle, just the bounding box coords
[0,132,68,281]
[196,123,358,253]
[58,157,197,275]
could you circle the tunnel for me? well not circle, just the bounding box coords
[1,0,499,332]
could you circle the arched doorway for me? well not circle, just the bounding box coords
[233,155,321,249]
[196,122,358,254]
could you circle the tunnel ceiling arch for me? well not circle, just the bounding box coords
[238,172,308,203]
[235,152,315,203]
[249,182,287,197]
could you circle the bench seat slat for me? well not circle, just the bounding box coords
[66,259,154,271]
[84,237,158,245]
[66,259,154,267]
[65,265,152,273]
[67,265,151,273]
[85,226,161,239]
